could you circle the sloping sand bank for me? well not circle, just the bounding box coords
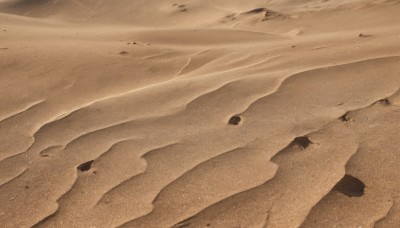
[1,0,400,227]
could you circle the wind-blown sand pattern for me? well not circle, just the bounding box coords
[0,0,400,227]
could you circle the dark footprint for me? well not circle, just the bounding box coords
[339,113,350,122]
[377,98,391,106]
[291,136,313,149]
[358,33,372,38]
[243,8,266,14]
[228,116,241,125]
[119,51,129,55]
[77,160,94,172]
[333,174,365,197]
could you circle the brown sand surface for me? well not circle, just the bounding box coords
[0,0,400,227]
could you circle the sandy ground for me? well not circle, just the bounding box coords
[0,0,400,227]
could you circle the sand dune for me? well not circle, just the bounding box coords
[1,0,400,227]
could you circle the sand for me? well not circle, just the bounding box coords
[0,0,400,227]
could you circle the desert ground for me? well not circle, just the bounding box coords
[0,0,400,227]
